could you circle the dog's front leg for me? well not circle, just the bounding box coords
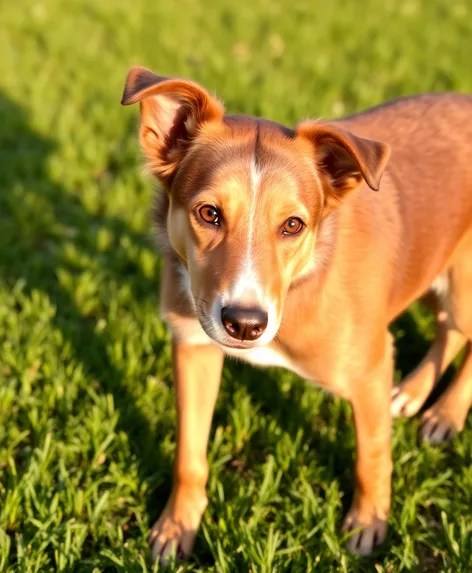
[149,340,224,564]
[343,333,394,555]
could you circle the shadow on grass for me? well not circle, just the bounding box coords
[0,92,172,549]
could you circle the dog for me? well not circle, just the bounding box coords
[121,66,472,563]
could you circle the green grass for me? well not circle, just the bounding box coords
[1,0,472,570]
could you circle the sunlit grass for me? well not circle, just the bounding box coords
[0,0,471,570]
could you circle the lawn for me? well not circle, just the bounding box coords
[1,0,472,571]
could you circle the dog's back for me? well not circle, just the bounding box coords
[336,94,472,319]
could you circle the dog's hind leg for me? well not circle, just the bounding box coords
[421,343,472,442]
[391,292,466,418]
[421,233,472,442]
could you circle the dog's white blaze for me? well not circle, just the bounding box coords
[226,157,263,302]
[250,157,262,190]
[245,159,259,275]
[188,155,278,347]
[240,158,261,291]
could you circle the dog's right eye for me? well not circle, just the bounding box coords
[199,205,220,225]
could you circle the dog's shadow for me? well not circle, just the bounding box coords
[0,92,172,545]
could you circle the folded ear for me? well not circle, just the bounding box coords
[297,121,390,211]
[121,67,224,183]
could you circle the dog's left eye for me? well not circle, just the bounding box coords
[199,205,220,225]
[282,217,304,235]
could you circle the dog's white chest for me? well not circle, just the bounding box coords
[228,345,290,368]
[224,345,310,379]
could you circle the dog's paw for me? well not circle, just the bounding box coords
[391,381,428,418]
[342,507,388,556]
[420,406,461,443]
[148,491,207,566]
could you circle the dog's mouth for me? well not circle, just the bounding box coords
[215,338,262,351]
[219,341,257,351]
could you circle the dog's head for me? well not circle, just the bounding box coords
[122,67,390,350]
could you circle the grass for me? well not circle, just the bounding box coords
[0,0,472,570]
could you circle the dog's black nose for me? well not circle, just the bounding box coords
[221,306,268,341]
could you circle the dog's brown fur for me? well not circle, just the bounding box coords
[122,67,472,563]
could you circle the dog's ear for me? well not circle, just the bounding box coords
[121,67,224,183]
[297,121,390,212]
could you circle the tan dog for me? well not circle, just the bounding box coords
[121,67,472,564]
